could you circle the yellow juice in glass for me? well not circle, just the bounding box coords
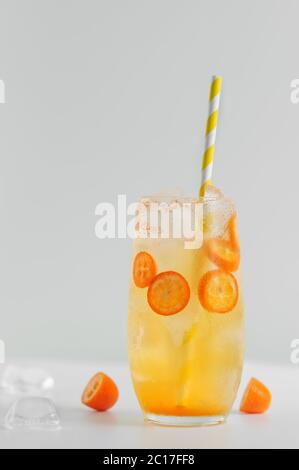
[128,189,244,426]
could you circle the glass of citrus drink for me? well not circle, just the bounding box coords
[128,188,244,426]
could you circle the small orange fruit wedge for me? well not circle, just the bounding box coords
[198,269,238,314]
[147,271,190,316]
[133,251,157,288]
[228,214,240,251]
[82,372,119,411]
[240,378,271,414]
[205,238,240,272]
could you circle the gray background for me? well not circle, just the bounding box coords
[0,0,297,364]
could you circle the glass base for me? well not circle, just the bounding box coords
[145,412,226,427]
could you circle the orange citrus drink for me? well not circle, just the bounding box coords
[128,188,244,426]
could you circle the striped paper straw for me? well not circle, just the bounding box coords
[199,75,222,197]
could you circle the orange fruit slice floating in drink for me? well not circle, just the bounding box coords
[228,214,240,251]
[81,372,119,411]
[147,271,190,316]
[240,378,271,414]
[205,238,240,272]
[133,251,157,288]
[198,269,238,313]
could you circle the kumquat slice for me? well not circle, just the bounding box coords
[228,214,240,251]
[133,251,157,288]
[205,238,240,272]
[198,269,238,314]
[147,271,190,316]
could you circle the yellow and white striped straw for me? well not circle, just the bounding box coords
[199,75,222,197]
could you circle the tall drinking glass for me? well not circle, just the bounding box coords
[128,190,244,426]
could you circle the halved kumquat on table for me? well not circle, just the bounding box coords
[240,378,271,414]
[82,372,119,412]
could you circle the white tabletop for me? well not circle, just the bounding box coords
[0,359,298,449]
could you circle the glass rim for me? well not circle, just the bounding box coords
[139,194,229,206]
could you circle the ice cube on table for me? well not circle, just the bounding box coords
[0,365,54,394]
[4,396,60,430]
